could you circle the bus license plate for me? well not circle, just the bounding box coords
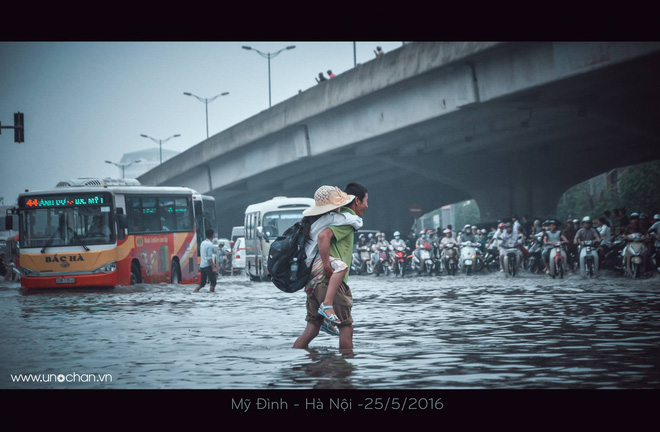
[56,278,75,284]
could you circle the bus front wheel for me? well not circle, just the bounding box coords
[130,262,141,285]
[171,261,181,284]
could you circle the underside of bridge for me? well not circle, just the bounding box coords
[206,50,660,236]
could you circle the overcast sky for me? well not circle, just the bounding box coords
[0,41,406,205]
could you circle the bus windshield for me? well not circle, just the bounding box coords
[20,205,115,248]
[262,210,304,239]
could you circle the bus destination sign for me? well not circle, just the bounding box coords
[20,194,111,208]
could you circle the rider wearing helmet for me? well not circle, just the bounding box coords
[498,222,523,271]
[649,214,660,239]
[371,232,392,268]
[487,223,505,249]
[458,224,477,243]
[624,212,645,237]
[390,231,406,248]
[574,216,602,246]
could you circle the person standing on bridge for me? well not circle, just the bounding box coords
[315,72,327,83]
[293,183,368,353]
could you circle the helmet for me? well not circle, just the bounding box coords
[443,229,451,234]
[641,213,648,218]
[393,231,400,237]
[464,224,471,229]
[498,222,505,228]
[471,225,478,231]
[420,230,426,236]
[582,216,591,223]
[573,219,579,225]
[654,214,660,221]
[481,229,487,234]
[368,233,373,238]
[379,232,386,237]
[630,212,639,219]
[548,219,556,225]
[505,222,512,228]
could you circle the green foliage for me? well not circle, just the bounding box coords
[454,200,480,229]
[557,160,660,220]
[618,161,660,214]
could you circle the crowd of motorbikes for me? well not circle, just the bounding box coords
[350,218,660,280]
[351,229,491,278]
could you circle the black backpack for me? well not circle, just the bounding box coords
[267,221,318,293]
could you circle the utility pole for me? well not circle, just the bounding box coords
[0,112,25,143]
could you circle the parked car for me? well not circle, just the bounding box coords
[232,237,246,275]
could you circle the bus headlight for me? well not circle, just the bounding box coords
[21,267,36,277]
[91,261,117,274]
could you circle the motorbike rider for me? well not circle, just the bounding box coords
[499,222,523,272]
[458,224,477,243]
[487,223,505,250]
[542,220,569,274]
[649,214,660,272]
[371,232,392,269]
[390,231,407,248]
[623,212,651,272]
[413,230,431,264]
[563,218,578,269]
[574,216,602,244]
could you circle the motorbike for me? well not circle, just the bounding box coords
[502,242,520,277]
[548,241,567,279]
[355,244,372,275]
[216,246,233,276]
[374,245,392,276]
[525,232,544,274]
[391,245,410,277]
[412,243,434,275]
[600,236,626,272]
[482,246,500,272]
[579,240,599,278]
[459,241,483,276]
[442,242,459,276]
[623,233,647,279]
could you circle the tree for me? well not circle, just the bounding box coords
[618,161,660,215]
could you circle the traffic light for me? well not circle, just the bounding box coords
[14,112,24,143]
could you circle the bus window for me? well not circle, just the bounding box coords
[175,197,193,231]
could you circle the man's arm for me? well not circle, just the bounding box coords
[317,227,335,277]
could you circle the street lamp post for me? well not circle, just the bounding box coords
[183,91,229,139]
[105,158,144,178]
[242,45,296,108]
[140,133,181,165]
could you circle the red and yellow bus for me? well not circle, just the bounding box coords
[10,178,202,289]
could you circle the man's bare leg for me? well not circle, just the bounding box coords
[293,322,321,349]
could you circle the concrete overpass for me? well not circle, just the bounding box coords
[138,41,660,236]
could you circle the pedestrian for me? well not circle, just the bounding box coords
[293,183,369,352]
[193,228,217,292]
[315,72,327,83]
[327,69,335,79]
[374,46,383,57]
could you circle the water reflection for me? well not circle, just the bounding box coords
[0,272,659,389]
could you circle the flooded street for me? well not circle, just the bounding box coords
[1,271,659,389]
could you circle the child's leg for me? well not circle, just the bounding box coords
[321,268,347,321]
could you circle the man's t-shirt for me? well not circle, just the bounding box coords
[200,239,215,268]
[328,207,357,284]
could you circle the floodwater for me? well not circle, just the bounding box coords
[1,271,659,389]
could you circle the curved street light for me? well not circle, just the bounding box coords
[183,91,229,139]
[140,133,181,165]
[105,158,145,178]
[242,45,296,108]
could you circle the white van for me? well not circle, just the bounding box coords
[231,226,244,243]
[232,237,246,274]
[244,196,314,281]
